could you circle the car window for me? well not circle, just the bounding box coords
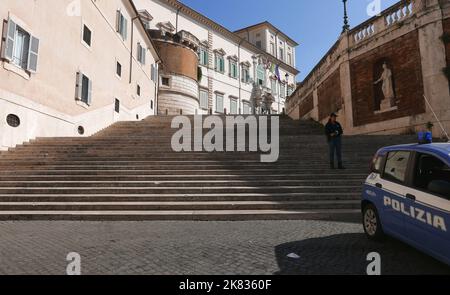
[383,151,411,184]
[413,153,450,199]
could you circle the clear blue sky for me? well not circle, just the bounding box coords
[180,0,399,81]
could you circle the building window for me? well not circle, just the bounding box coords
[229,60,238,79]
[257,64,265,86]
[116,62,122,77]
[256,41,262,49]
[82,25,92,47]
[270,42,275,55]
[288,86,294,96]
[137,84,141,96]
[151,64,157,82]
[137,43,146,65]
[76,72,92,105]
[116,10,128,40]
[271,79,277,96]
[161,77,170,86]
[2,18,40,72]
[215,53,225,73]
[199,47,208,66]
[241,66,250,83]
[287,53,292,65]
[215,93,224,113]
[230,98,238,114]
[243,101,251,114]
[115,98,120,113]
[280,83,286,98]
[199,89,209,110]
[279,48,284,61]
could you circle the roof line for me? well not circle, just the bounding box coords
[158,0,299,74]
[128,0,162,62]
[234,21,299,46]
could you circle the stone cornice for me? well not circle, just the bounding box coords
[157,0,299,75]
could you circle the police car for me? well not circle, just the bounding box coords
[362,139,450,266]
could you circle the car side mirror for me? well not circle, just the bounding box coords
[427,180,450,199]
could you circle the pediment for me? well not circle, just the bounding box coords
[214,48,226,56]
[156,21,175,33]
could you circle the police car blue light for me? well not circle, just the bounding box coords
[361,142,450,266]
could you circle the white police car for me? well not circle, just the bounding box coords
[362,141,450,265]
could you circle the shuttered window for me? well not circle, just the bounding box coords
[215,54,225,73]
[116,11,128,40]
[199,89,209,110]
[76,72,92,105]
[137,43,146,65]
[199,48,208,66]
[215,93,224,113]
[230,98,238,114]
[243,102,251,115]
[2,18,39,72]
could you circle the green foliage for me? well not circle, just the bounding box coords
[441,33,450,44]
[443,66,450,81]
[197,66,202,82]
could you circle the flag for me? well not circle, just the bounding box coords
[275,65,281,82]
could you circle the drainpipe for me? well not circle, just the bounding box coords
[154,61,161,115]
[176,8,181,33]
[238,38,245,114]
[129,16,139,84]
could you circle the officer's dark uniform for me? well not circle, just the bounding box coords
[325,115,344,169]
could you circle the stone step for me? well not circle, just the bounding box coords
[0,174,367,181]
[0,209,361,221]
[0,179,364,187]
[0,200,360,211]
[0,186,362,194]
[0,192,360,202]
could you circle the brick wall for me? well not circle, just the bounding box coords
[350,30,425,127]
[156,41,198,81]
[317,70,341,120]
[299,93,314,118]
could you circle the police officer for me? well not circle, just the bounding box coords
[325,113,345,169]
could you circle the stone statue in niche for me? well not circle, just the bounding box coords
[374,62,396,111]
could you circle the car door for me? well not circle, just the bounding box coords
[377,150,413,238]
[403,152,450,263]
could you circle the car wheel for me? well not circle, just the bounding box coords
[363,204,385,241]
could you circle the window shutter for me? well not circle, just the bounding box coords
[116,10,121,33]
[142,47,146,64]
[137,43,141,62]
[123,17,128,40]
[87,79,92,105]
[4,18,16,61]
[27,36,39,72]
[75,72,82,100]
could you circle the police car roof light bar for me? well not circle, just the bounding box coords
[423,94,450,142]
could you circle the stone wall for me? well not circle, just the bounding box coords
[287,0,450,137]
[350,30,425,127]
[299,93,314,118]
[317,70,342,120]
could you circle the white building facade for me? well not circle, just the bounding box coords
[0,0,160,150]
[134,0,299,115]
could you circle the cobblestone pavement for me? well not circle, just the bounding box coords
[0,220,448,275]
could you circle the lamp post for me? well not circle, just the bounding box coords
[342,0,350,33]
[285,73,289,97]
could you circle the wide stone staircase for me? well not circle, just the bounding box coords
[0,115,414,221]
